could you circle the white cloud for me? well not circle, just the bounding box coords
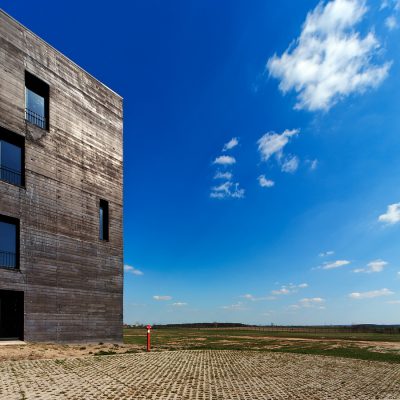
[300,297,325,304]
[272,287,290,295]
[271,283,308,295]
[213,155,236,166]
[307,159,319,170]
[172,302,187,307]
[241,294,255,300]
[378,203,400,224]
[299,297,325,307]
[210,181,245,199]
[267,0,391,111]
[153,295,172,301]
[124,265,144,276]
[223,137,239,151]
[387,300,400,304]
[349,288,394,299]
[381,0,400,10]
[385,15,398,30]
[214,171,233,180]
[221,301,247,310]
[381,0,390,9]
[258,129,299,162]
[281,156,299,173]
[258,175,275,188]
[353,259,387,273]
[321,259,350,269]
[289,297,326,310]
[319,250,335,257]
[240,294,276,302]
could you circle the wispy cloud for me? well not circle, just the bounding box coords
[214,171,233,180]
[153,295,172,301]
[223,137,239,152]
[380,0,400,11]
[387,300,400,304]
[240,294,276,301]
[172,302,188,307]
[349,288,394,299]
[258,129,299,162]
[210,181,245,199]
[271,283,308,295]
[319,250,335,257]
[124,265,144,276]
[300,297,325,307]
[213,155,236,166]
[267,0,391,111]
[378,203,400,224]
[258,175,275,188]
[320,259,350,270]
[289,297,325,310]
[354,259,388,273]
[306,159,319,171]
[385,15,398,29]
[221,301,247,311]
[272,287,291,295]
[281,156,299,173]
[211,140,244,199]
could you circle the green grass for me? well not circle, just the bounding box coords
[123,327,400,363]
[271,346,400,363]
[124,327,400,342]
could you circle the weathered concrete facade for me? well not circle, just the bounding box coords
[0,10,123,342]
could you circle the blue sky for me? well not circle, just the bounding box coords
[4,0,400,325]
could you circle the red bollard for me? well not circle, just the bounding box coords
[146,325,152,352]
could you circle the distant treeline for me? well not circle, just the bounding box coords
[153,323,250,329]
[124,323,400,334]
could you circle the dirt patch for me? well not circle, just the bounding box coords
[0,342,142,362]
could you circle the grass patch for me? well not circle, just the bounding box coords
[271,346,400,363]
[94,350,117,356]
[123,327,400,363]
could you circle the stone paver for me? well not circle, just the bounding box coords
[0,350,399,399]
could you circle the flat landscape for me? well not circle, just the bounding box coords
[0,328,399,399]
[124,327,400,363]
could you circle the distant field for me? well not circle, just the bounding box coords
[124,327,400,363]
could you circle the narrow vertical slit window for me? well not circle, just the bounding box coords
[25,71,49,130]
[0,215,19,269]
[99,200,109,241]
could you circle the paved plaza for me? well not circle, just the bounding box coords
[0,350,399,399]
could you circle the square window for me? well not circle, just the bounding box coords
[0,128,25,187]
[25,71,49,130]
[0,215,19,269]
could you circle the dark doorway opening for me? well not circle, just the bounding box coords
[0,290,24,340]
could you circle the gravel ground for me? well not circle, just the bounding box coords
[0,350,399,399]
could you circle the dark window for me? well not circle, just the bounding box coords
[99,200,109,241]
[0,127,24,186]
[0,215,19,269]
[25,71,49,130]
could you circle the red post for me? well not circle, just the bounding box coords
[146,325,152,352]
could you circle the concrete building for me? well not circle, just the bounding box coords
[0,9,123,342]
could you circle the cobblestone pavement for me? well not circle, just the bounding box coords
[0,350,399,399]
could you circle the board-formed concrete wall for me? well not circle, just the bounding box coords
[0,9,123,342]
